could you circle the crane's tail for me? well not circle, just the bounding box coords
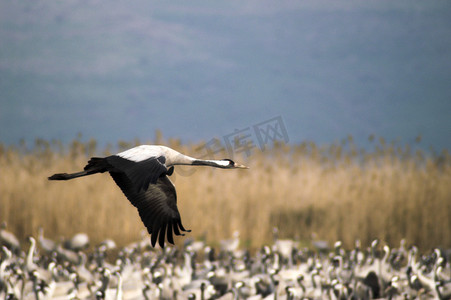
[48,157,109,181]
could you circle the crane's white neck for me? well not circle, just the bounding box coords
[171,157,230,168]
[190,159,230,168]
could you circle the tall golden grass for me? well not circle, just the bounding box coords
[1,134,450,251]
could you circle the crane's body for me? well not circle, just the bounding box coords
[118,145,190,163]
[49,145,248,248]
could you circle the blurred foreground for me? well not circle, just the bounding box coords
[0,135,450,250]
[0,229,450,299]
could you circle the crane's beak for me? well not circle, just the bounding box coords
[235,163,249,169]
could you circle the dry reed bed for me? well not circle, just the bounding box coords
[1,137,450,251]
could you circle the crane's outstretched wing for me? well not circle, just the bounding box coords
[105,155,168,192]
[109,170,190,248]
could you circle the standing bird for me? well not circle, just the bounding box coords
[48,145,248,248]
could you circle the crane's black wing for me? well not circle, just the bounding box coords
[104,155,168,192]
[109,170,190,248]
[50,154,190,247]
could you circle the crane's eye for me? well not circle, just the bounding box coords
[222,159,235,166]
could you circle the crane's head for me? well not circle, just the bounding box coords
[220,159,249,169]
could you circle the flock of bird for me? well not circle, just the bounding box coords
[1,225,450,300]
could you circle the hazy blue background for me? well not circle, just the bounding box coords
[1,0,450,150]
